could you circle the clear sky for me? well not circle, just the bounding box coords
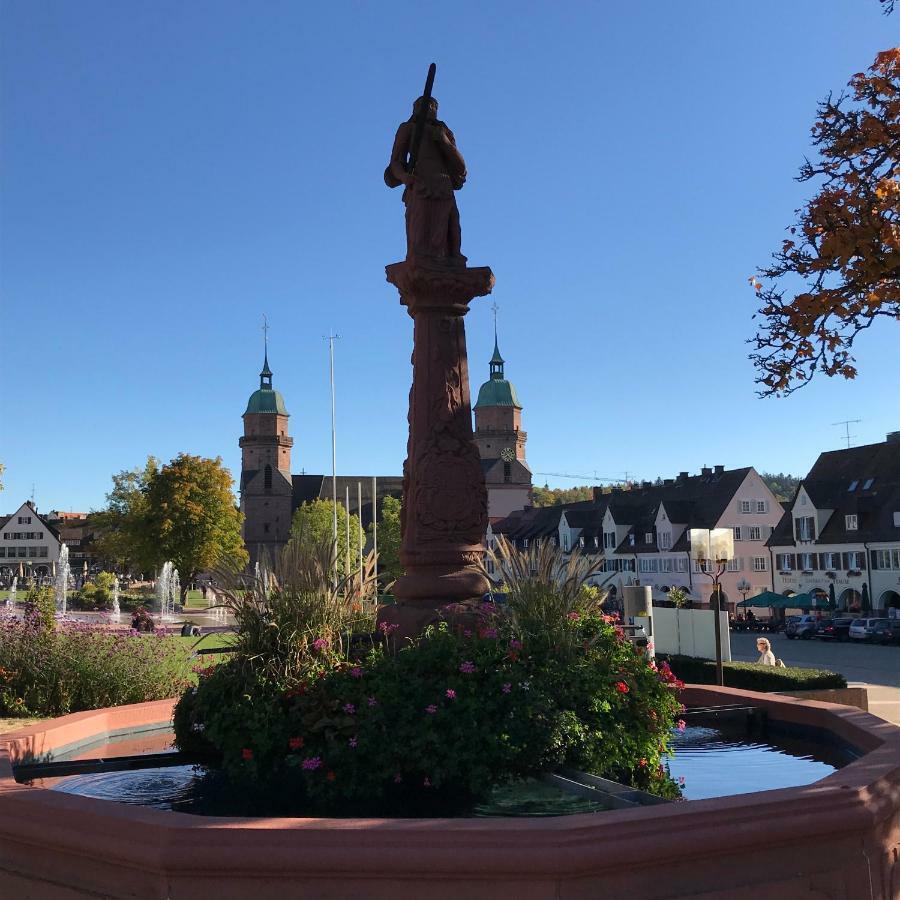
[1,0,895,512]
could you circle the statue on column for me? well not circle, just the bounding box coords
[384,65,467,268]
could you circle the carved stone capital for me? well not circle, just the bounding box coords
[386,261,495,316]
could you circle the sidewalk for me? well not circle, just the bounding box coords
[849,682,900,726]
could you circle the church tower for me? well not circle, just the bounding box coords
[473,319,532,519]
[239,341,295,566]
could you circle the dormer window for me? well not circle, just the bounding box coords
[845,514,858,531]
[644,532,653,544]
[863,478,874,490]
[628,534,635,547]
[848,480,858,492]
[794,516,815,541]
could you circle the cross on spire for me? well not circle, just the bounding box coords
[260,314,273,388]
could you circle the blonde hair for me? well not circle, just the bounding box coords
[756,637,771,652]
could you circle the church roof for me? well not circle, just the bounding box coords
[245,348,288,415]
[474,335,521,409]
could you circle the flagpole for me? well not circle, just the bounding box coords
[325,332,340,575]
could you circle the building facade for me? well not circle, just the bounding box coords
[472,335,533,520]
[768,432,900,613]
[490,465,783,611]
[0,502,61,581]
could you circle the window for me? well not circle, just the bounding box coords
[603,531,616,549]
[17,547,26,558]
[823,552,839,569]
[578,536,585,548]
[563,534,570,552]
[863,478,874,490]
[522,539,529,548]
[39,547,48,558]
[794,516,815,541]
[0,548,5,558]
[18,516,31,524]
[593,536,599,548]
[845,514,858,531]
[658,532,671,550]
[752,557,768,572]
[674,558,688,573]
[628,534,635,547]
[726,559,741,572]
[639,558,659,573]
[740,500,751,514]
[503,462,511,483]
[37,532,43,539]
[644,532,653,544]
[27,547,38,558]
[799,552,814,570]
[756,500,768,513]
[661,558,673,573]
[264,465,272,490]
[779,554,793,571]
[799,494,807,505]
[848,480,858,492]
[733,526,742,541]
[263,523,270,533]
[748,526,762,541]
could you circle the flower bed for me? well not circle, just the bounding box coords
[175,611,685,815]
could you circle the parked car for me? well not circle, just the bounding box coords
[869,620,899,645]
[815,617,853,641]
[849,618,892,642]
[786,615,819,640]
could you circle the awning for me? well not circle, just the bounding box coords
[737,591,789,609]
[737,591,834,611]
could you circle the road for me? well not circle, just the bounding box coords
[729,632,900,688]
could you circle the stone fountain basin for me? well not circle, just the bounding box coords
[1,686,899,899]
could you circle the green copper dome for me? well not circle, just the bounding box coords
[474,336,521,409]
[244,349,289,415]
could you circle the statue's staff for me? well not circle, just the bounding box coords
[405,62,436,175]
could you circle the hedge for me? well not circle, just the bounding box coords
[661,655,847,692]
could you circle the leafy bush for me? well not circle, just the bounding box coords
[662,655,847,691]
[176,540,684,815]
[0,615,197,717]
[22,585,55,631]
[73,572,118,611]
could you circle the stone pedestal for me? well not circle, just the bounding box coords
[383,260,494,632]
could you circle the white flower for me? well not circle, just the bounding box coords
[519,680,531,692]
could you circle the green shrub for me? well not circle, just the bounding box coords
[177,611,684,815]
[22,585,55,631]
[0,618,198,717]
[662,655,847,691]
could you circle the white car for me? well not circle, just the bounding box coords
[848,618,891,641]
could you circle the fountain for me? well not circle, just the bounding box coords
[156,562,175,621]
[55,545,70,615]
[111,578,120,617]
[171,569,180,615]
[6,576,16,610]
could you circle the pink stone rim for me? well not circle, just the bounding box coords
[1,687,898,898]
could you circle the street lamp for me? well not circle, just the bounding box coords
[689,528,734,687]
[737,578,751,605]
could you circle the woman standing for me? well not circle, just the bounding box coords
[756,637,776,666]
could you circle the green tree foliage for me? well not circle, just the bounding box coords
[374,494,403,584]
[91,458,159,573]
[291,499,365,576]
[760,472,800,503]
[144,455,248,600]
[532,484,594,507]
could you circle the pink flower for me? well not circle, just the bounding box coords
[312,638,329,651]
[368,696,377,707]
[348,737,358,748]
[567,611,581,621]
[676,719,686,732]
[302,756,322,770]
[425,704,438,714]
[463,629,473,638]
[378,621,399,635]
[241,748,254,761]
[459,661,476,674]
[423,777,431,787]
[288,737,304,750]
[445,689,456,700]
[509,639,523,650]
[478,627,498,639]
[615,681,629,694]
[393,773,402,784]
[350,666,363,679]
[501,683,512,694]
[343,703,356,715]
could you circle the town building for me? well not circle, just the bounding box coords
[46,512,101,575]
[0,502,61,581]
[768,432,900,614]
[239,348,402,566]
[472,331,533,520]
[488,466,783,612]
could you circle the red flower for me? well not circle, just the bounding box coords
[615,681,629,694]
[242,748,254,761]
[639,758,648,768]
[506,650,519,662]
[326,771,336,782]
[288,737,304,750]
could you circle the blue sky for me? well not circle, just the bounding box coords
[1,1,895,512]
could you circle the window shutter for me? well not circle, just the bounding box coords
[858,553,866,571]
[841,552,850,569]
[789,554,796,570]
[871,550,879,570]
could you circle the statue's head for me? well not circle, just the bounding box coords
[412,96,438,119]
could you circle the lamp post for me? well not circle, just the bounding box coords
[737,578,751,605]
[689,528,734,687]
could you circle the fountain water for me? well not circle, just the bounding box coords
[6,576,17,610]
[157,562,174,621]
[111,579,120,617]
[55,546,70,615]
[171,569,180,615]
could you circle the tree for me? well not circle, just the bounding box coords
[374,494,403,584]
[291,499,365,576]
[143,454,247,601]
[91,458,159,573]
[532,484,595,507]
[760,472,801,503]
[750,49,899,396]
